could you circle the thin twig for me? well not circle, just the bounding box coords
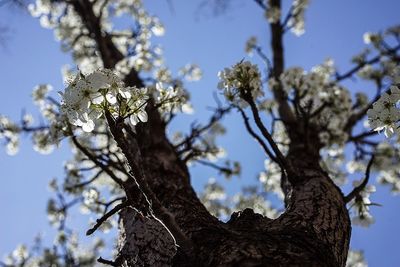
[345,154,375,203]
[97,257,119,266]
[243,93,294,177]
[175,107,230,150]
[253,45,273,76]
[253,0,266,9]
[71,136,124,187]
[196,159,236,176]
[335,44,400,82]
[236,106,278,164]
[86,201,129,235]
[65,169,103,190]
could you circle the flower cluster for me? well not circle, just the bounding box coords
[350,181,376,227]
[60,69,148,132]
[367,85,400,137]
[179,64,203,82]
[217,61,263,104]
[288,0,309,36]
[346,250,367,267]
[154,82,193,115]
[373,142,400,194]
[276,60,353,145]
[0,115,20,155]
[28,0,165,74]
[245,36,257,55]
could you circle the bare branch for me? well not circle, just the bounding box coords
[281,5,294,30]
[196,159,238,177]
[176,107,230,147]
[253,45,273,77]
[269,0,297,125]
[253,0,266,9]
[243,93,294,177]
[236,106,278,164]
[345,154,375,203]
[71,135,124,187]
[86,201,129,235]
[335,44,400,82]
[348,131,378,144]
[97,257,119,266]
[64,169,103,190]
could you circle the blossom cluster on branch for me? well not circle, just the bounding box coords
[367,85,400,137]
[60,69,149,132]
[217,60,263,105]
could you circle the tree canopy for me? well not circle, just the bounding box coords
[1,0,400,266]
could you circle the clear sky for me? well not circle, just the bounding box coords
[0,0,399,266]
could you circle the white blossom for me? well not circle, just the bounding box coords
[32,130,54,154]
[288,0,309,36]
[154,82,192,115]
[218,61,263,105]
[179,64,203,81]
[245,36,257,54]
[0,115,20,155]
[367,85,400,137]
[60,69,149,132]
[350,180,376,227]
[32,84,52,105]
[346,250,367,267]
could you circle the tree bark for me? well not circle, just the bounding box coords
[114,130,350,266]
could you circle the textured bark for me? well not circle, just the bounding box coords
[114,145,351,266]
[117,209,177,267]
[111,107,351,266]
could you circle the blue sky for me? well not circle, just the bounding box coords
[0,0,399,266]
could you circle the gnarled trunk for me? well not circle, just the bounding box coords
[113,109,351,266]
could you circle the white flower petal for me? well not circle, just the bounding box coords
[91,94,104,104]
[138,110,148,122]
[82,120,95,132]
[130,115,139,125]
[106,93,117,104]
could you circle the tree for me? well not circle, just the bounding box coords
[1,0,399,266]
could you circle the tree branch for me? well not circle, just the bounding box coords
[243,93,294,177]
[269,0,297,126]
[71,135,124,187]
[335,44,400,83]
[86,201,129,235]
[236,106,278,164]
[64,169,103,190]
[97,257,119,266]
[345,154,375,203]
[253,45,273,76]
[175,107,230,152]
[104,111,195,257]
[196,159,238,177]
[253,0,266,9]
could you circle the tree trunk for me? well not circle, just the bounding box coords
[110,96,351,267]
[115,130,351,266]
